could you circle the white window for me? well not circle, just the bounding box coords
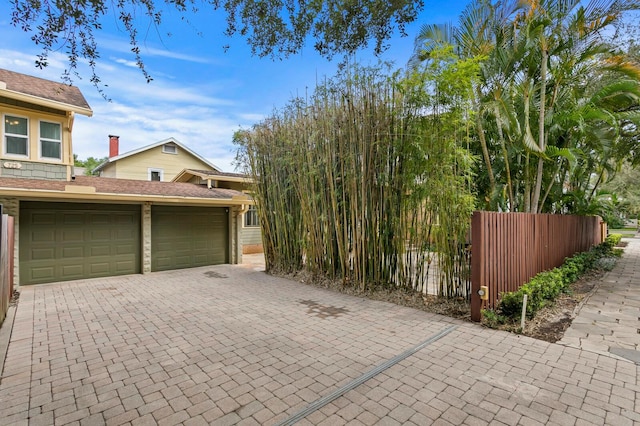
[244,205,260,227]
[148,168,164,181]
[162,144,177,154]
[4,115,29,156]
[40,121,62,160]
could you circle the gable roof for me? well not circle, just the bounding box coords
[93,137,220,173]
[0,68,92,116]
[0,175,250,205]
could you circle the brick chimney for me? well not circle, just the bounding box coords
[109,135,119,158]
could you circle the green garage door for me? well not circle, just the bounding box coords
[152,206,228,272]
[20,202,141,285]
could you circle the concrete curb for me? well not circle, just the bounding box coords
[0,303,17,384]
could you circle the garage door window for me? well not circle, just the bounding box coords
[4,115,29,156]
[40,121,62,160]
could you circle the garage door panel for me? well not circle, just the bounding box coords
[88,213,110,225]
[31,266,55,280]
[154,257,171,269]
[31,230,55,243]
[89,229,111,240]
[193,240,208,250]
[30,212,56,225]
[90,263,110,274]
[61,229,84,243]
[116,260,136,272]
[115,214,136,225]
[20,202,141,285]
[90,245,110,256]
[62,264,84,277]
[62,212,85,225]
[62,246,84,258]
[115,228,137,240]
[31,248,55,260]
[152,206,228,272]
[115,244,135,255]
[173,256,192,268]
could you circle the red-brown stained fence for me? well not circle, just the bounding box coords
[0,211,15,328]
[470,211,605,322]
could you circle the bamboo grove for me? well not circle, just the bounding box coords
[235,65,475,296]
[235,0,640,298]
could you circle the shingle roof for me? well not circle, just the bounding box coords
[0,176,246,200]
[0,68,91,111]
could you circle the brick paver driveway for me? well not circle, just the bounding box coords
[1,264,638,425]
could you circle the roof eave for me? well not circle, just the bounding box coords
[0,186,251,205]
[172,169,253,184]
[0,88,93,117]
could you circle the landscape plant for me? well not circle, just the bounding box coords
[410,0,640,213]
[235,63,475,296]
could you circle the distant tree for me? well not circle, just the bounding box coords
[74,155,108,176]
[602,162,640,218]
[9,0,423,89]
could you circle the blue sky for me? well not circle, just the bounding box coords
[0,1,468,171]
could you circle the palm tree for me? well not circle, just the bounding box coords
[410,0,640,213]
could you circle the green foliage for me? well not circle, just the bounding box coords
[481,308,507,327]
[73,156,108,176]
[497,234,622,320]
[235,63,475,296]
[410,0,640,213]
[10,0,423,90]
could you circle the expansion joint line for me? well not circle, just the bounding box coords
[276,324,458,425]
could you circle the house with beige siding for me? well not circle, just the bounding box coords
[0,68,252,286]
[93,136,219,181]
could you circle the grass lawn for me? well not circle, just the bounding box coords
[609,228,637,237]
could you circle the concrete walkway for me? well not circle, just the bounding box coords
[0,264,638,425]
[560,235,640,364]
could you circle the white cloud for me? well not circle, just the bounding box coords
[238,113,265,122]
[0,46,263,172]
[98,36,217,64]
[112,57,139,68]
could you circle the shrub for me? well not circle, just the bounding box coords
[495,235,622,321]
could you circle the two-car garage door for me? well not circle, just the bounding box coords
[20,202,141,285]
[20,202,229,285]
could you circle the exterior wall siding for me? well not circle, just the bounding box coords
[0,161,67,180]
[102,146,215,181]
[241,226,262,246]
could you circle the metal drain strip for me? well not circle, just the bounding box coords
[275,324,457,426]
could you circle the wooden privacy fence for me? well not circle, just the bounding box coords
[470,211,605,321]
[0,206,15,328]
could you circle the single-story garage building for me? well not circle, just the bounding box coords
[0,175,250,285]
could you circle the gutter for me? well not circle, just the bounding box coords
[0,186,251,206]
[0,88,93,117]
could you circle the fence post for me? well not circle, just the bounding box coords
[471,211,483,322]
[0,205,6,327]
